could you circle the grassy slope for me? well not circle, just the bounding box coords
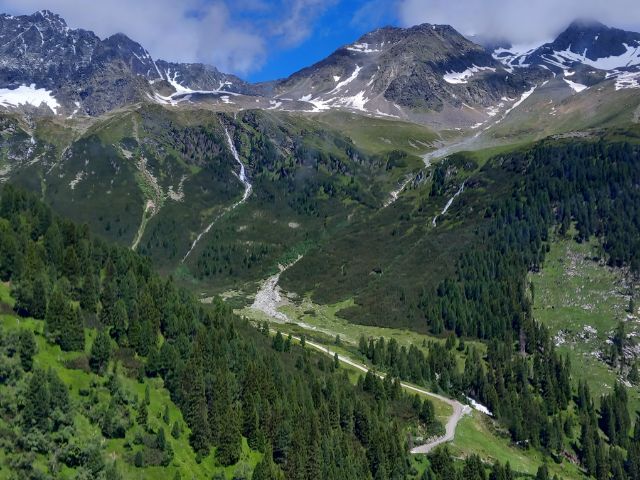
[237,292,583,479]
[0,283,261,479]
[531,235,640,411]
[487,81,640,144]
[313,111,438,156]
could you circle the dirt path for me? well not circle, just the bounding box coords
[273,329,470,454]
[250,263,472,454]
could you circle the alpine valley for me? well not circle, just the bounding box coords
[1,8,640,480]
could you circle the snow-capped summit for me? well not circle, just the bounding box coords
[493,20,640,74]
[0,10,252,115]
[274,23,534,119]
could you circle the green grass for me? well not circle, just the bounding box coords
[450,412,583,479]
[531,235,640,410]
[237,273,591,477]
[314,111,438,157]
[0,289,262,479]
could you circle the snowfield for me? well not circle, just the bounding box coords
[443,65,496,84]
[346,42,381,53]
[549,43,640,70]
[563,78,588,93]
[613,70,640,90]
[0,84,60,113]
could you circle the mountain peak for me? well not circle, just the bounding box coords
[33,9,68,27]
[565,18,608,32]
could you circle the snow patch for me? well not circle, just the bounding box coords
[613,71,640,90]
[563,78,588,93]
[443,65,496,84]
[346,42,381,53]
[466,396,493,416]
[328,65,362,94]
[548,43,640,70]
[0,84,60,114]
[69,171,84,190]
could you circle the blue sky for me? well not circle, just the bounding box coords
[246,0,398,82]
[1,0,640,81]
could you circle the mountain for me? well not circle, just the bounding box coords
[3,8,640,480]
[273,23,539,124]
[0,10,251,115]
[493,20,640,83]
[0,11,637,129]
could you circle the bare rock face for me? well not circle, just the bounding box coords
[0,10,251,116]
[494,20,640,74]
[0,10,637,122]
[274,23,539,116]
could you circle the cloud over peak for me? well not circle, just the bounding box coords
[397,0,640,45]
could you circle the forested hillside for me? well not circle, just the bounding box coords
[0,185,442,479]
[279,135,640,478]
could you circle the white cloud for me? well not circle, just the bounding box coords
[397,0,640,44]
[268,0,337,47]
[0,0,267,74]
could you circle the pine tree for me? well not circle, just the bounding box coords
[156,427,167,450]
[31,273,49,319]
[63,245,81,280]
[172,421,182,439]
[535,464,549,480]
[90,329,112,374]
[23,369,50,431]
[44,222,64,267]
[58,304,84,352]
[216,404,242,466]
[80,273,98,313]
[272,331,284,352]
[182,353,210,454]
[18,329,36,371]
[137,399,148,426]
[48,368,70,413]
[252,445,281,480]
[243,395,260,450]
[110,299,128,345]
[44,286,67,343]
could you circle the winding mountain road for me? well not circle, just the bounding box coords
[273,330,471,453]
[249,261,472,454]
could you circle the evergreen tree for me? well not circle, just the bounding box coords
[18,329,36,371]
[535,464,549,480]
[80,273,98,313]
[90,329,112,374]
[44,286,67,343]
[243,395,260,450]
[58,304,84,352]
[272,331,284,352]
[109,299,128,345]
[136,399,148,426]
[216,405,242,466]
[171,421,182,439]
[252,445,282,480]
[22,369,50,431]
[182,353,210,454]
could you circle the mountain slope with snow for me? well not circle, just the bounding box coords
[274,23,538,124]
[0,10,252,115]
[493,20,640,78]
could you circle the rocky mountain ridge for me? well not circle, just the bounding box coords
[0,10,638,128]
